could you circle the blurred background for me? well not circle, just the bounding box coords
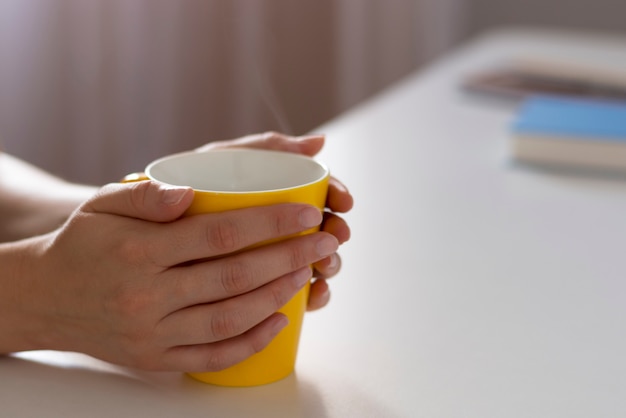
[0,0,624,184]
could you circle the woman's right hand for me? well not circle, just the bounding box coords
[2,180,338,372]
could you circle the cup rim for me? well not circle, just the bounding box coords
[145,148,330,194]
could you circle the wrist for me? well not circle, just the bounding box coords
[0,234,56,353]
[0,153,97,242]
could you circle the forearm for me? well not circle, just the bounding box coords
[0,153,97,242]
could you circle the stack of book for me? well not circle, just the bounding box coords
[510,95,626,173]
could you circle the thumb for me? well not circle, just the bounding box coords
[82,181,194,222]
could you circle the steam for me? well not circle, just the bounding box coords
[252,64,293,135]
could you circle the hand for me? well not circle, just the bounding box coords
[8,180,339,371]
[198,131,353,311]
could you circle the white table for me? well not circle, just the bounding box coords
[3,28,626,418]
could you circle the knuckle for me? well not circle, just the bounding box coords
[287,242,309,271]
[116,236,149,265]
[102,283,163,370]
[268,283,292,311]
[128,351,161,371]
[204,350,231,372]
[127,180,151,213]
[262,131,289,148]
[219,261,254,294]
[209,309,244,340]
[262,130,280,142]
[270,209,289,237]
[206,217,241,253]
[108,284,153,318]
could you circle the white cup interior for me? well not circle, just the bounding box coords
[146,149,329,193]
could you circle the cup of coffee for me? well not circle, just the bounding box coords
[124,148,330,386]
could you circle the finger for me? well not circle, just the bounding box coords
[307,279,331,311]
[198,131,325,157]
[146,203,324,267]
[313,253,342,280]
[161,312,289,372]
[82,181,194,222]
[159,232,338,311]
[321,212,351,245]
[156,267,311,347]
[326,177,354,213]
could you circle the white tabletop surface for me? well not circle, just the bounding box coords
[3,28,626,418]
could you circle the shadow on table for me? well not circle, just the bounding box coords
[176,372,329,418]
[0,353,329,418]
[2,351,397,417]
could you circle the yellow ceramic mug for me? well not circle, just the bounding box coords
[125,148,330,386]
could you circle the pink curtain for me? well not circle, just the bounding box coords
[0,0,464,184]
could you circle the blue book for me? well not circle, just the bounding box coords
[511,95,626,172]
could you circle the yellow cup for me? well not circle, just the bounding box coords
[126,148,330,386]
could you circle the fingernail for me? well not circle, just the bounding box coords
[161,186,191,206]
[316,235,338,258]
[296,134,324,142]
[321,287,331,304]
[293,267,313,288]
[299,206,323,228]
[327,253,338,269]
